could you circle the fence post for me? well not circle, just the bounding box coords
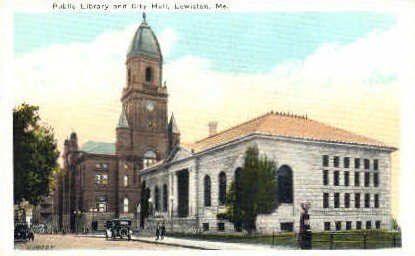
[272,230,275,248]
[330,234,334,250]
[393,233,396,247]
[363,233,367,249]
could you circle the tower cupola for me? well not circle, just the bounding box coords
[127,13,162,60]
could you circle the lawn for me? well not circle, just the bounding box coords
[171,229,401,249]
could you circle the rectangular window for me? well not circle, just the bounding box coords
[203,223,209,231]
[323,155,329,167]
[217,222,225,231]
[374,173,379,187]
[366,221,372,230]
[94,174,108,185]
[98,202,107,213]
[344,157,350,168]
[364,159,370,169]
[323,193,329,208]
[323,170,329,185]
[364,172,370,187]
[335,221,341,231]
[374,194,379,208]
[355,193,361,208]
[280,222,294,232]
[355,158,360,169]
[365,193,370,208]
[334,193,340,208]
[344,171,350,186]
[346,221,352,230]
[374,159,379,170]
[124,175,128,187]
[354,172,360,186]
[333,156,339,167]
[375,221,381,229]
[334,171,339,186]
[324,222,331,231]
[356,221,362,230]
[344,193,350,208]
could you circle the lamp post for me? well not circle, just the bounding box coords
[73,210,82,234]
[89,208,98,232]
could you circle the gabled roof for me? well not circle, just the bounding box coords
[186,112,395,153]
[79,141,116,155]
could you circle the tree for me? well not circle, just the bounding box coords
[220,146,277,233]
[13,103,60,206]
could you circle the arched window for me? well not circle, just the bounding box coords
[162,184,168,212]
[204,175,211,206]
[142,149,157,168]
[123,197,129,214]
[155,186,160,211]
[276,165,293,204]
[219,172,227,205]
[145,67,152,82]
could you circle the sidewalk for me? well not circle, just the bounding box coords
[79,233,293,250]
[132,235,293,250]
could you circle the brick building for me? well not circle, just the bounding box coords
[54,14,179,232]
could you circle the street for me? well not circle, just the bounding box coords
[14,234,181,250]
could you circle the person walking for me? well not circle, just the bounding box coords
[161,221,166,240]
[155,222,160,241]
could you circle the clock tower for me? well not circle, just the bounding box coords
[116,13,178,169]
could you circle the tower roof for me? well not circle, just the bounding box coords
[168,113,179,134]
[127,13,162,59]
[117,107,129,128]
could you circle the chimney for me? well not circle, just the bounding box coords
[208,121,218,137]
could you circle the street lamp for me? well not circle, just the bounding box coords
[89,207,98,232]
[73,210,82,234]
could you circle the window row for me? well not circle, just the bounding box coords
[323,193,380,208]
[94,162,109,169]
[324,220,381,231]
[153,184,168,212]
[322,156,379,170]
[323,170,379,187]
[91,196,130,214]
[204,172,227,207]
[203,222,225,232]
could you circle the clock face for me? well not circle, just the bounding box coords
[145,101,155,111]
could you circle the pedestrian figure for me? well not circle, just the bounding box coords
[155,222,160,241]
[161,221,166,240]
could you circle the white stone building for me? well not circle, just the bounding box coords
[140,112,396,233]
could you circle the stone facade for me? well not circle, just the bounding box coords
[141,134,394,233]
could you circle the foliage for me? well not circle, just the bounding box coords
[13,103,60,205]
[221,146,277,233]
[392,218,400,230]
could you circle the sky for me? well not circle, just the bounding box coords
[12,11,411,218]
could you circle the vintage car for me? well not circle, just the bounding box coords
[14,222,34,242]
[105,219,132,240]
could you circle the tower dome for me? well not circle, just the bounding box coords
[127,13,162,59]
